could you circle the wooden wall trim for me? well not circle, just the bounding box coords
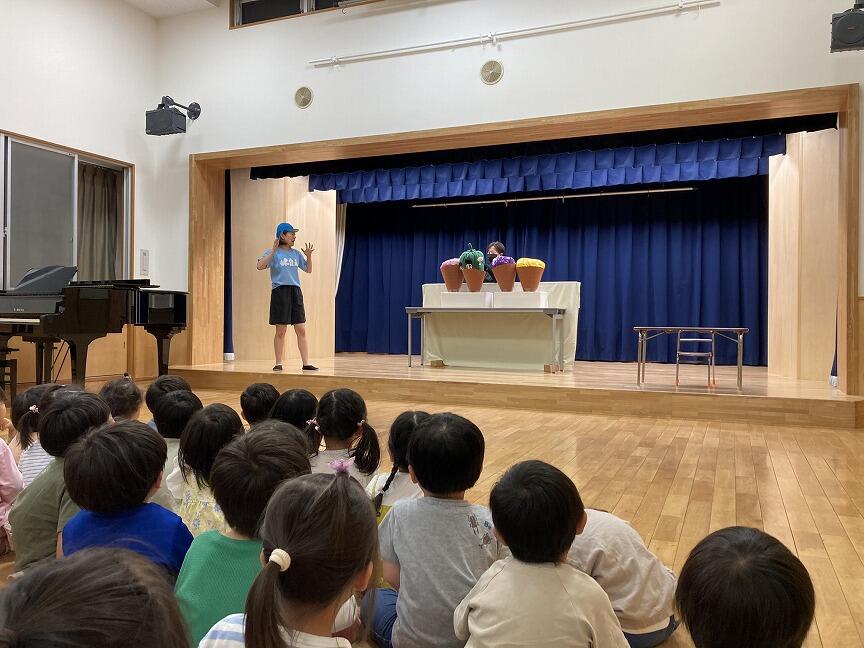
[838,84,860,394]
[187,84,860,393]
[194,85,854,170]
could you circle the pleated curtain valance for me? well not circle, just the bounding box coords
[308,134,786,204]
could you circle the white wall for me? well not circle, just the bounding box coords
[0,0,160,278]
[3,0,864,292]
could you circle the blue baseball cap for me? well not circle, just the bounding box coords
[276,223,299,237]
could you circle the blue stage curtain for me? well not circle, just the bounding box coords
[336,176,767,365]
[312,135,785,204]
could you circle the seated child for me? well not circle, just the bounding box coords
[676,526,815,648]
[306,388,380,487]
[98,375,144,421]
[372,412,502,648]
[199,470,377,648]
[61,420,193,577]
[152,389,203,511]
[145,374,192,431]
[270,388,318,430]
[239,382,279,426]
[0,427,22,555]
[0,547,189,648]
[11,384,60,485]
[10,389,111,570]
[172,404,244,535]
[455,460,628,648]
[0,388,12,442]
[175,420,312,645]
[367,411,429,523]
[567,508,678,646]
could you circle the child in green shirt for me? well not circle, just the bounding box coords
[174,420,311,645]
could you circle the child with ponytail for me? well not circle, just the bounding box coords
[199,468,378,648]
[11,384,61,486]
[306,388,380,487]
[367,411,429,523]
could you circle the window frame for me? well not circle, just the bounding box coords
[229,0,388,29]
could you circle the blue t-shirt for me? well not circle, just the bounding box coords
[63,502,193,575]
[262,247,307,289]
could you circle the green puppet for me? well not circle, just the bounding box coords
[459,244,485,270]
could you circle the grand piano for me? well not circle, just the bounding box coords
[0,266,187,388]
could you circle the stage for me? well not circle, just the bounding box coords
[172,353,864,429]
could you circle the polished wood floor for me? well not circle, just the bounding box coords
[173,354,864,428]
[191,386,864,648]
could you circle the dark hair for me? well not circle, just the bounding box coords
[153,390,202,440]
[269,389,318,430]
[0,547,190,648]
[211,421,311,538]
[305,389,379,476]
[241,383,280,425]
[65,421,167,513]
[373,411,430,515]
[98,377,143,420]
[39,390,111,458]
[407,413,484,494]
[144,374,191,417]
[178,404,244,489]
[245,473,377,648]
[487,241,505,255]
[676,526,815,648]
[490,460,583,563]
[10,384,61,452]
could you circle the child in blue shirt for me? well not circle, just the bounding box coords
[256,222,317,372]
[62,419,193,578]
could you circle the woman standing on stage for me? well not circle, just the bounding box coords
[257,223,317,372]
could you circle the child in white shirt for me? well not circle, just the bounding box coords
[366,411,429,523]
[455,460,628,648]
[306,388,380,487]
[568,509,678,647]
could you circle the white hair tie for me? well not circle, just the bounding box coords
[268,548,291,572]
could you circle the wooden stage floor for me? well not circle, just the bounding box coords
[173,354,864,428]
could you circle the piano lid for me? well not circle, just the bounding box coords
[7,266,78,295]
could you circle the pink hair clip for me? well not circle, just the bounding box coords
[306,418,320,431]
[329,458,354,475]
[28,405,38,414]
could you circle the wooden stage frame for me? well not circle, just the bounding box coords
[187,84,860,395]
[173,354,864,429]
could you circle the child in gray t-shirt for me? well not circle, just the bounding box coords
[371,413,501,648]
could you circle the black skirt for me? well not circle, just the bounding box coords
[269,285,306,325]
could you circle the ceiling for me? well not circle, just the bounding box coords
[122,0,219,19]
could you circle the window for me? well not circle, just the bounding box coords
[0,135,130,290]
[231,0,384,28]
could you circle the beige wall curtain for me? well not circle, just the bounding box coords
[77,164,119,280]
[335,202,347,291]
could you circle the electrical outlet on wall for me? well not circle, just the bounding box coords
[140,249,150,277]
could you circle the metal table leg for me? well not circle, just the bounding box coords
[407,313,413,367]
[636,331,643,385]
[558,314,565,371]
[551,315,558,371]
[420,314,426,366]
[737,332,743,389]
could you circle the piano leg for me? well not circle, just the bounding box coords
[145,326,180,376]
[34,343,44,384]
[42,342,54,384]
[65,335,100,387]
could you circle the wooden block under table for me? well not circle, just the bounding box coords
[430,360,446,368]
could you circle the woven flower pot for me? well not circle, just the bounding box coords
[492,264,517,292]
[516,266,544,292]
[440,263,463,292]
[462,267,486,292]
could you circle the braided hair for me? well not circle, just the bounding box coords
[373,411,430,515]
